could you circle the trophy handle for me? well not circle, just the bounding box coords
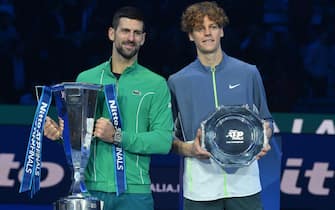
[262,120,270,148]
[200,123,205,148]
[34,85,44,102]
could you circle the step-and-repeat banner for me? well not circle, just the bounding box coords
[0,105,334,210]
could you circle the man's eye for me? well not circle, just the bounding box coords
[134,31,143,36]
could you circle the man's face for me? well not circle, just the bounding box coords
[109,17,145,59]
[189,16,223,54]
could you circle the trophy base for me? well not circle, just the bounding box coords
[54,195,103,210]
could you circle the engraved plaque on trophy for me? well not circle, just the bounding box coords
[201,105,265,167]
[51,82,103,210]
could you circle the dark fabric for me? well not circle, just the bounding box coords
[90,191,154,210]
[184,192,263,210]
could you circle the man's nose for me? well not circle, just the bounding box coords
[127,32,136,41]
[204,27,211,35]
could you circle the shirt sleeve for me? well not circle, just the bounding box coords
[120,80,173,154]
[252,68,271,117]
[252,67,274,130]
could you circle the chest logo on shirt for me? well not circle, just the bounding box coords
[229,83,240,89]
[132,90,141,95]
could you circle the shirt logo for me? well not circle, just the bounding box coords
[132,90,141,95]
[229,84,240,89]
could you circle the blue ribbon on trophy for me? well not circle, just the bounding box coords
[19,86,52,197]
[20,84,74,197]
[52,85,73,167]
[104,84,127,196]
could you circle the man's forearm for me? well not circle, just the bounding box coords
[172,139,192,156]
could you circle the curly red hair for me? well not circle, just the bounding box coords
[181,1,229,33]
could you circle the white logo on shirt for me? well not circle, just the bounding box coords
[229,84,240,89]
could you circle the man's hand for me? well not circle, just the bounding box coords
[44,116,64,140]
[263,120,272,140]
[256,143,271,160]
[256,121,272,159]
[94,117,115,143]
[173,128,211,158]
[189,128,211,159]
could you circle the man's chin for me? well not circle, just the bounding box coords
[200,49,218,54]
[118,49,138,60]
[121,53,136,60]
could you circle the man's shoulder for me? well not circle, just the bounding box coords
[225,55,258,73]
[137,64,166,83]
[168,60,198,82]
[83,61,108,73]
[77,61,108,81]
[226,55,256,69]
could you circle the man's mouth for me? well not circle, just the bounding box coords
[202,39,214,43]
[124,42,136,50]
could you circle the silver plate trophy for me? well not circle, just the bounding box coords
[47,82,103,210]
[201,105,266,167]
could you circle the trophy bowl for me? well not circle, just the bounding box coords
[201,105,264,167]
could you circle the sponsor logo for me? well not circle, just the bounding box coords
[132,90,141,95]
[281,158,334,195]
[229,84,240,89]
[26,102,47,176]
[0,153,64,188]
[115,147,124,170]
[151,183,180,193]
[273,118,335,135]
[108,100,119,128]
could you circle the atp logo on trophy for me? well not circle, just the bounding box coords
[226,129,244,143]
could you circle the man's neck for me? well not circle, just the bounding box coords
[197,50,223,67]
[111,52,137,74]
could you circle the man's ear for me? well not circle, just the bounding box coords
[188,33,194,42]
[140,32,146,46]
[108,27,115,41]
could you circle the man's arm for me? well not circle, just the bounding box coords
[172,128,210,159]
[168,80,210,159]
[256,119,273,159]
[118,81,173,154]
[252,67,274,159]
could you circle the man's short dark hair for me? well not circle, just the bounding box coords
[112,6,145,31]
